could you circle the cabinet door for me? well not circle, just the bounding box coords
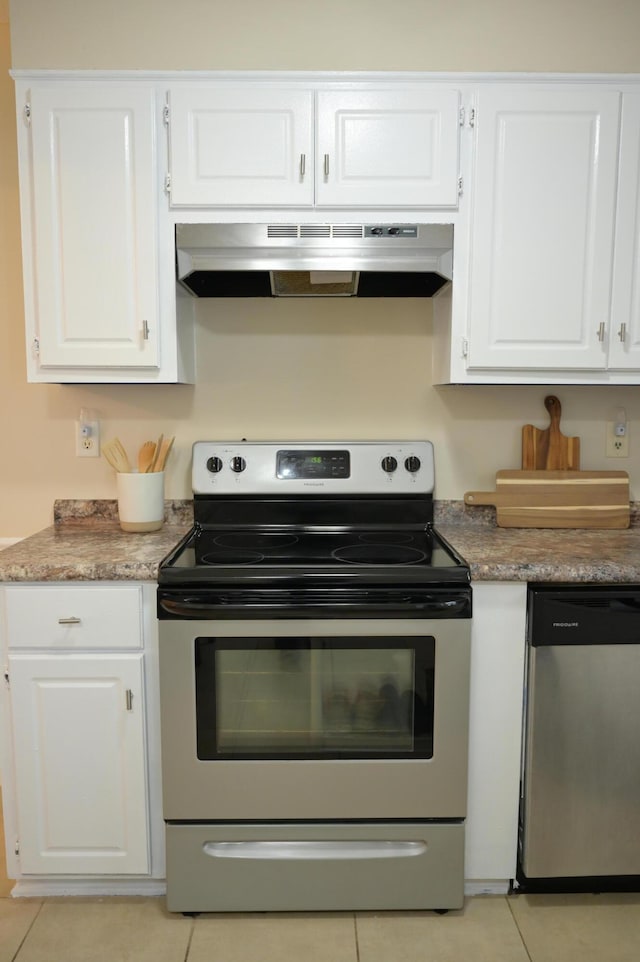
[27,84,160,369]
[168,86,314,207]
[9,652,149,875]
[609,93,640,369]
[466,87,620,371]
[315,88,460,208]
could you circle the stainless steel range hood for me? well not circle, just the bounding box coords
[176,223,453,298]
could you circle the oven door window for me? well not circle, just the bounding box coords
[194,636,434,760]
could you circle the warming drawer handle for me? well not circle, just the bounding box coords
[202,840,427,861]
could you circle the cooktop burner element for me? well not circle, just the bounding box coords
[332,544,427,565]
[158,441,470,594]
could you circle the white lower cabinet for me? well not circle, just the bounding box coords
[9,652,148,875]
[464,582,527,889]
[0,583,163,890]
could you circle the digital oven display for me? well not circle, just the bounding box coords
[276,449,351,480]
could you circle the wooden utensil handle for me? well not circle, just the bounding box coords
[464,491,499,506]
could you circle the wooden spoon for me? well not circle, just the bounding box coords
[148,434,164,472]
[137,440,156,473]
[154,436,175,472]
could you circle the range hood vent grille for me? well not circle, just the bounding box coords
[267,224,366,240]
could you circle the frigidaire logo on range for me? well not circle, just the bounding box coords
[552,621,580,628]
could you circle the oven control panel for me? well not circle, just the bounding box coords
[192,441,434,495]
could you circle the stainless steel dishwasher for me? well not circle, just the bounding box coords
[517,585,640,892]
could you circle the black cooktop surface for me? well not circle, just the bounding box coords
[159,524,470,586]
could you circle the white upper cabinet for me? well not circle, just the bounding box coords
[315,88,460,208]
[609,93,640,369]
[15,80,194,383]
[465,86,620,373]
[25,84,160,369]
[167,87,315,207]
[166,84,461,209]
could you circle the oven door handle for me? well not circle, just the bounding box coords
[158,597,224,618]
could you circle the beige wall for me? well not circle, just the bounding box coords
[9,0,640,73]
[2,2,640,537]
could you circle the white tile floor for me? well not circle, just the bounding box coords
[3,892,640,962]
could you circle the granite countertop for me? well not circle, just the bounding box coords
[436,502,640,583]
[0,501,193,582]
[1,499,640,584]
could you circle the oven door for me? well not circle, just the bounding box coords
[158,617,470,821]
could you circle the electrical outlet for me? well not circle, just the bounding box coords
[605,421,629,458]
[75,417,100,457]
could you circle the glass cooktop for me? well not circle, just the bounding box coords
[159,524,470,585]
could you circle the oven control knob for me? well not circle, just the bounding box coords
[381,456,398,473]
[404,455,421,473]
[230,456,247,473]
[206,456,223,474]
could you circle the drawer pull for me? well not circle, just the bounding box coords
[58,617,81,625]
[203,840,427,860]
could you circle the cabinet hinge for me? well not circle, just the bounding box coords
[461,337,469,358]
[32,337,40,358]
[459,106,465,127]
[163,103,170,126]
[24,102,31,126]
[14,838,19,857]
[468,106,476,128]
[458,176,464,196]
[164,173,171,194]
[3,666,9,687]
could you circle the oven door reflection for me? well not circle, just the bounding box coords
[195,637,435,760]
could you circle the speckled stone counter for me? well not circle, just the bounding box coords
[436,502,640,583]
[0,500,193,582]
[1,498,640,584]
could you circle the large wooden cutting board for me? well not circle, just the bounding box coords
[464,470,630,528]
[522,396,580,470]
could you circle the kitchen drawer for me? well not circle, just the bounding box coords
[4,585,143,650]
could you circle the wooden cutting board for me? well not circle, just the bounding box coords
[464,470,630,528]
[522,396,580,470]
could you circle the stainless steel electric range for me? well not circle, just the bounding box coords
[157,441,471,913]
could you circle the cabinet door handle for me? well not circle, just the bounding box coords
[323,153,330,177]
[619,322,627,343]
[125,689,133,712]
[299,153,306,177]
[597,322,606,342]
[58,616,81,625]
